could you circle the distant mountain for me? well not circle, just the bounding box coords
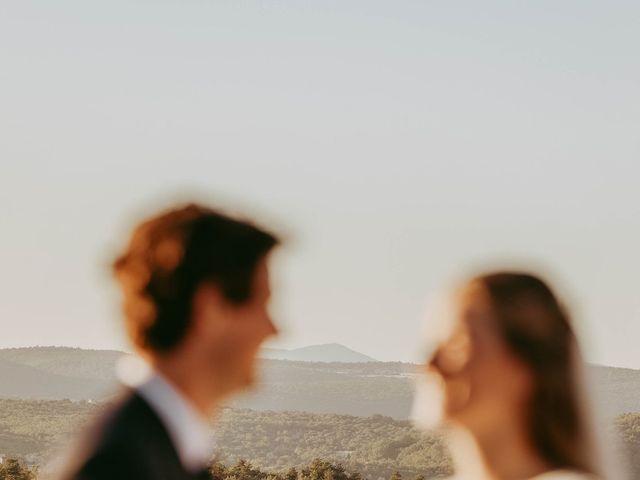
[261,343,377,363]
[0,346,638,419]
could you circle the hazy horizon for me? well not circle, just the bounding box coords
[3,342,640,370]
[2,1,639,368]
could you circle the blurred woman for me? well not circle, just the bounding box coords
[415,272,603,480]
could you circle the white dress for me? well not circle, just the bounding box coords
[530,470,598,480]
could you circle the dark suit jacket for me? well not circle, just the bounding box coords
[54,390,211,480]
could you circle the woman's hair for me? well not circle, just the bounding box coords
[473,272,598,475]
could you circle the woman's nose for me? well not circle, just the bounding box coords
[436,342,471,375]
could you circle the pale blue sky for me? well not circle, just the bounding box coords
[1,1,638,366]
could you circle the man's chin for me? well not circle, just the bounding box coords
[226,358,260,394]
[236,369,258,392]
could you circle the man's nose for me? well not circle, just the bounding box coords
[266,316,279,337]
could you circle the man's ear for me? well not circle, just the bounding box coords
[191,282,228,336]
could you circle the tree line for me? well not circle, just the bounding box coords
[2,399,640,479]
[0,457,420,480]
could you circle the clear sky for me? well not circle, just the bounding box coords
[1,1,638,366]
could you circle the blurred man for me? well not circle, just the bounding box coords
[55,203,280,480]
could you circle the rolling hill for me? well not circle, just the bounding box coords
[0,346,121,380]
[0,357,110,400]
[0,347,639,419]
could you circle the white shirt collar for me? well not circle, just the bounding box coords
[116,355,214,473]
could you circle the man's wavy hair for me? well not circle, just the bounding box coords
[112,203,279,353]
